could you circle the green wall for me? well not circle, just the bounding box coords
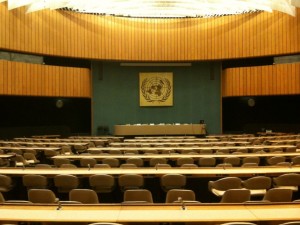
[92,62,222,135]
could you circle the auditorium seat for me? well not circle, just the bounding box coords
[88,223,123,225]
[126,157,144,167]
[144,149,159,155]
[273,173,300,192]
[198,157,216,167]
[102,158,120,167]
[266,156,286,165]
[278,222,300,225]
[108,150,122,155]
[242,156,260,165]
[292,156,300,165]
[176,157,194,166]
[54,174,80,193]
[123,189,153,204]
[23,152,40,164]
[61,145,73,155]
[199,149,213,154]
[215,149,230,154]
[35,164,52,168]
[89,174,115,193]
[28,189,59,203]
[165,189,197,203]
[60,163,77,168]
[160,174,186,192]
[69,189,99,204]
[223,157,241,166]
[53,158,72,167]
[0,191,4,203]
[220,189,251,203]
[220,222,257,225]
[263,188,293,202]
[22,174,48,190]
[44,150,59,158]
[0,174,14,192]
[149,158,168,167]
[208,177,243,197]
[124,150,138,155]
[120,163,138,168]
[241,163,259,167]
[180,164,198,168]
[73,145,87,154]
[154,163,172,168]
[15,155,30,167]
[80,158,97,168]
[232,148,248,153]
[94,164,111,168]
[242,176,272,196]
[216,163,232,168]
[118,174,144,191]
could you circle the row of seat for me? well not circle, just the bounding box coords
[0,188,195,204]
[2,187,300,205]
[51,155,300,167]
[2,144,298,158]
[1,173,300,201]
[208,174,300,201]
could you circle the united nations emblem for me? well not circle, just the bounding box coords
[139,72,173,106]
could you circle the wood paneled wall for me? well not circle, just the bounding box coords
[0,60,91,97]
[0,3,299,61]
[222,64,300,97]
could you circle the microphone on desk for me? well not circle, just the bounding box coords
[155,163,159,170]
[178,197,186,210]
[88,164,91,171]
[56,198,62,210]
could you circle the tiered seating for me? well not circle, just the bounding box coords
[0,133,300,204]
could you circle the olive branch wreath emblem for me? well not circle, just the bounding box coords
[141,77,172,102]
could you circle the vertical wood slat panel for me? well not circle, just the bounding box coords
[1,4,300,61]
[0,60,91,97]
[222,64,300,97]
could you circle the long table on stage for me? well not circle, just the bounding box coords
[114,124,206,136]
[0,203,300,223]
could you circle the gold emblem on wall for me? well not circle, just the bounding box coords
[139,72,173,106]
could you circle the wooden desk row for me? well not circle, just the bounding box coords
[124,138,219,142]
[0,141,89,147]
[1,166,300,177]
[0,203,300,223]
[109,141,251,147]
[13,138,113,145]
[232,135,300,141]
[52,152,300,160]
[134,135,197,139]
[0,146,61,152]
[88,145,297,153]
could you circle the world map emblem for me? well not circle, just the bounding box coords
[139,73,173,106]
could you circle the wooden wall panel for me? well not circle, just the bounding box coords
[222,63,300,97]
[0,60,91,98]
[0,3,299,61]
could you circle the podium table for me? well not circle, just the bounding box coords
[114,124,206,136]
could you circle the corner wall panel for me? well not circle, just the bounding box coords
[222,63,300,97]
[0,60,91,98]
